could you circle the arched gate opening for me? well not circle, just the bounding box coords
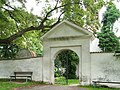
[54,49,80,85]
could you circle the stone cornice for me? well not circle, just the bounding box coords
[42,35,92,41]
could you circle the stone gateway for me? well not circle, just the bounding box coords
[41,20,93,85]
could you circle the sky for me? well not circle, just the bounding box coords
[25,0,46,15]
[25,0,56,16]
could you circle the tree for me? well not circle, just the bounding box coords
[97,2,120,52]
[0,4,43,58]
[0,0,106,44]
[55,50,79,79]
[62,0,105,33]
[0,0,62,45]
[0,0,58,58]
[0,0,111,58]
[0,44,19,59]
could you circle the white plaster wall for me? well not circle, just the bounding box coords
[91,53,120,82]
[0,57,43,81]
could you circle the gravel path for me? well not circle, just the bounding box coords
[18,85,87,90]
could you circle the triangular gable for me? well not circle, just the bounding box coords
[41,20,93,40]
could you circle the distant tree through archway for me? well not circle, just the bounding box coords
[54,49,79,85]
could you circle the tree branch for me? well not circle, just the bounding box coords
[45,11,65,29]
[39,1,82,27]
[0,1,82,45]
[0,26,41,44]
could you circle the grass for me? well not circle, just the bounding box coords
[55,77,120,90]
[55,76,79,85]
[0,78,120,90]
[0,79,45,90]
[82,86,120,90]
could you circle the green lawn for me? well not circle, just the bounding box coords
[0,78,120,90]
[55,76,79,85]
[55,77,120,90]
[83,86,120,90]
[0,79,44,90]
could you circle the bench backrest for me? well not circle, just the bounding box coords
[14,72,33,76]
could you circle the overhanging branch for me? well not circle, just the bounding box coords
[0,1,82,45]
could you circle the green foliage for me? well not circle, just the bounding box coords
[97,30,119,52]
[62,0,104,33]
[14,31,43,57]
[102,2,120,27]
[55,77,67,85]
[0,7,39,38]
[0,0,115,58]
[0,1,43,57]
[54,59,62,77]
[0,44,19,59]
[55,50,79,79]
[97,2,120,52]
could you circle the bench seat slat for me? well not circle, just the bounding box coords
[10,76,32,77]
[14,72,32,75]
[92,81,120,88]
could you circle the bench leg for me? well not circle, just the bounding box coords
[26,77,28,82]
[31,77,32,81]
[93,82,97,88]
[10,77,12,82]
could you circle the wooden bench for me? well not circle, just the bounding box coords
[92,81,120,88]
[10,72,33,82]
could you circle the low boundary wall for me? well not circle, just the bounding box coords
[1,53,120,84]
[91,52,120,82]
[0,57,43,81]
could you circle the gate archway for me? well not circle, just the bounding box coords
[54,49,80,85]
[41,20,93,85]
